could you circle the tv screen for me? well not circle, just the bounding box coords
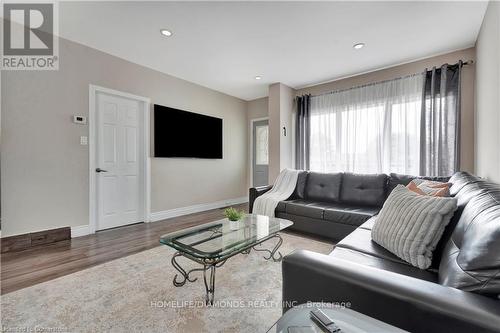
[154,104,223,159]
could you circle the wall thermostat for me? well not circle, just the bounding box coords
[73,115,87,124]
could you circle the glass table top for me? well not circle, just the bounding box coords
[160,214,293,261]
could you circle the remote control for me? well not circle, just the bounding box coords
[310,309,341,333]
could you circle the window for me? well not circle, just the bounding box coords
[309,73,424,175]
[255,125,269,165]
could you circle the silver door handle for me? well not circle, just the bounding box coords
[96,168,108,173]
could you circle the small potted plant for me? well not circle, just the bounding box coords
[224,207,246,230]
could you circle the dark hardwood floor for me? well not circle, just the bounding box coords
[1,203,248,295]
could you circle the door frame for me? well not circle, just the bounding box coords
[249,117,269,187]
[88,84,151,234]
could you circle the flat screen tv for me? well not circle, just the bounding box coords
[154,104,223,159]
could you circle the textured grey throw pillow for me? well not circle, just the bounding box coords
[372,185,458,269]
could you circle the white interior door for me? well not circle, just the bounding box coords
[95,92,144,230]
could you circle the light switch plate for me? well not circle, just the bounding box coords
[80,136,88,145]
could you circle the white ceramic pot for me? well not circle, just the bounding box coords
[229,220,240,230]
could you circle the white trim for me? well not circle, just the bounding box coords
[71,225,91,238]
[149,197,248,222]
[249,117,269,187]
[88,85,151,234]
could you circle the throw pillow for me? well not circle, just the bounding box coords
[387,173,450,194]
[407,179,451,197]
[372,185,457,269]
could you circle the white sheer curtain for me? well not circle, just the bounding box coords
[309,73,424,175]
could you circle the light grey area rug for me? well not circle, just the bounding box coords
[1,233,332,333]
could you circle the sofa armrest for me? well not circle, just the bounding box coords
[248,185,273,213]
[282,250,500,333]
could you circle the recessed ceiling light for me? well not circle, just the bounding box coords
[353,43,365,50]
[160,29,173,37]
[255,76,262,80]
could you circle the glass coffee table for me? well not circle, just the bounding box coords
[160,214,293,305]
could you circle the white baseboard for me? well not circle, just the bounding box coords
[70,197,248,237]
[71,225,91,238]
[149,196,248,222]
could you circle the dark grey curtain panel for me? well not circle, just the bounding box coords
[296,94,311,170]
[420,62,462,176]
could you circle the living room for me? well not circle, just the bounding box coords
[1,1,499,332]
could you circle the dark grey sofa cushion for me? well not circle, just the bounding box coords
[323,204,379,226]
[330,247,438,282]
[337,228,409,265]
[290,171,309,199]
[432,172,486,269]
[284,200,325,219]
[305,172,342,203]
[276,212,355,240]
[439,180,500,297]
[340,173,388,207]
[359,216,377,230]
[276,201,287,213]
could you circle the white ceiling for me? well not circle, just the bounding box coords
[59,1,488,101]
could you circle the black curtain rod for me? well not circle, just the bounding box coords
[307,60,474,98]
[445,60,474,67]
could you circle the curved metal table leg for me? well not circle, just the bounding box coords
[252,234,283,262]
[268,234,283,262]
[171,252,205,287]
[203,265,216,305]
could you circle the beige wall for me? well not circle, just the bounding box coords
[279,84,294,173]
[1,37,247,237]
[247,97,268,121]
[296,48,477,174]
[475,1,500,183]
[267,83,296,183]
[268,84,281,183]
[246,97,268,187]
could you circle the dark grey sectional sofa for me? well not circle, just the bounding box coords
[249,171,500,333]
[249,171,448,240]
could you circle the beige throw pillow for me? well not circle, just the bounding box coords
[406,179,451,197]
